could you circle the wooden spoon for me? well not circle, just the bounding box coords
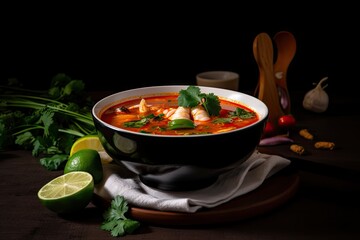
[253,33,284,126]
[273,31,297,114]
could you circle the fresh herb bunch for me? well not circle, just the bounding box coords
[0,73,97,170]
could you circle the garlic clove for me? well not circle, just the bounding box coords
[303,77,329,113]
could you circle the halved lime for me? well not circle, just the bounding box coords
[37,171,94,214]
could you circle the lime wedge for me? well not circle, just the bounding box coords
[70,135,113,163]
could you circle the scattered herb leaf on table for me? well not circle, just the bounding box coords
[101,195,140,237]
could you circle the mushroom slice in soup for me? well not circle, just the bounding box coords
[138,99,151,113]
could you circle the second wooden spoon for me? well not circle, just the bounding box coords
[273,31,297,114]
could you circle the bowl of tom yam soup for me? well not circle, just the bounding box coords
[92,85,268,191]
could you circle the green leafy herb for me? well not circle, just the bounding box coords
[101,195,140,237]
[123,117,150,128]
[229,107,256,119]
[178,86,221,116]
[0,74,96,170]
[39,154,69,171]
[153,113,165,121]
[123,113,163,128]
[212,118,233,124]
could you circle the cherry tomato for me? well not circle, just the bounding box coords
[278,115,296,128]
[263,121,276,136]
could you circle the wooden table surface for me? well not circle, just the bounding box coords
[1,91,360,239]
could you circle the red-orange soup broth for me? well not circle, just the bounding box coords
[100,95,259,135]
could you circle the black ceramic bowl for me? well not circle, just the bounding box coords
[92,86,268,191]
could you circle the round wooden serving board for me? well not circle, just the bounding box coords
[92,167,299,226]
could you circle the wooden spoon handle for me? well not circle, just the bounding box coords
[253,33,284,126]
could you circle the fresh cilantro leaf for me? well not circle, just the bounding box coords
[212,118,233,123]
[123,114,159,128]
[101,195,140,237]
[178,86,221,116]
[39,154,68,171]
[51,73,72,87]
[178,86,203,107]
[66,102,81,112]
[32,137,47,156]
[107,196,129,220]
[122,219,140,234]
[100,220,117,231]
[0,111,26,150]
[63,80,85,96]
[229,107,256,119]
[39,110,55,136]
[124,118,149,128]
[15,132,35,148]
[110,221,125,237]
[48,87,61,99]
[202,92,221,116]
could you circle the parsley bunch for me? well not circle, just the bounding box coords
[101,196,140,237]
[0,73,96,170]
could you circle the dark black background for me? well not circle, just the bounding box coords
[1,4,358,100]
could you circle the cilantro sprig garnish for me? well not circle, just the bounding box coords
[178,86,221,116]
[101,195,140,237]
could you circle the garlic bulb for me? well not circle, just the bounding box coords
[302,77,329,113]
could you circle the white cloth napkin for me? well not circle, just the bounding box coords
[94,151,290,213]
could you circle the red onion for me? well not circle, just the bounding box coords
[259,135,294,146]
